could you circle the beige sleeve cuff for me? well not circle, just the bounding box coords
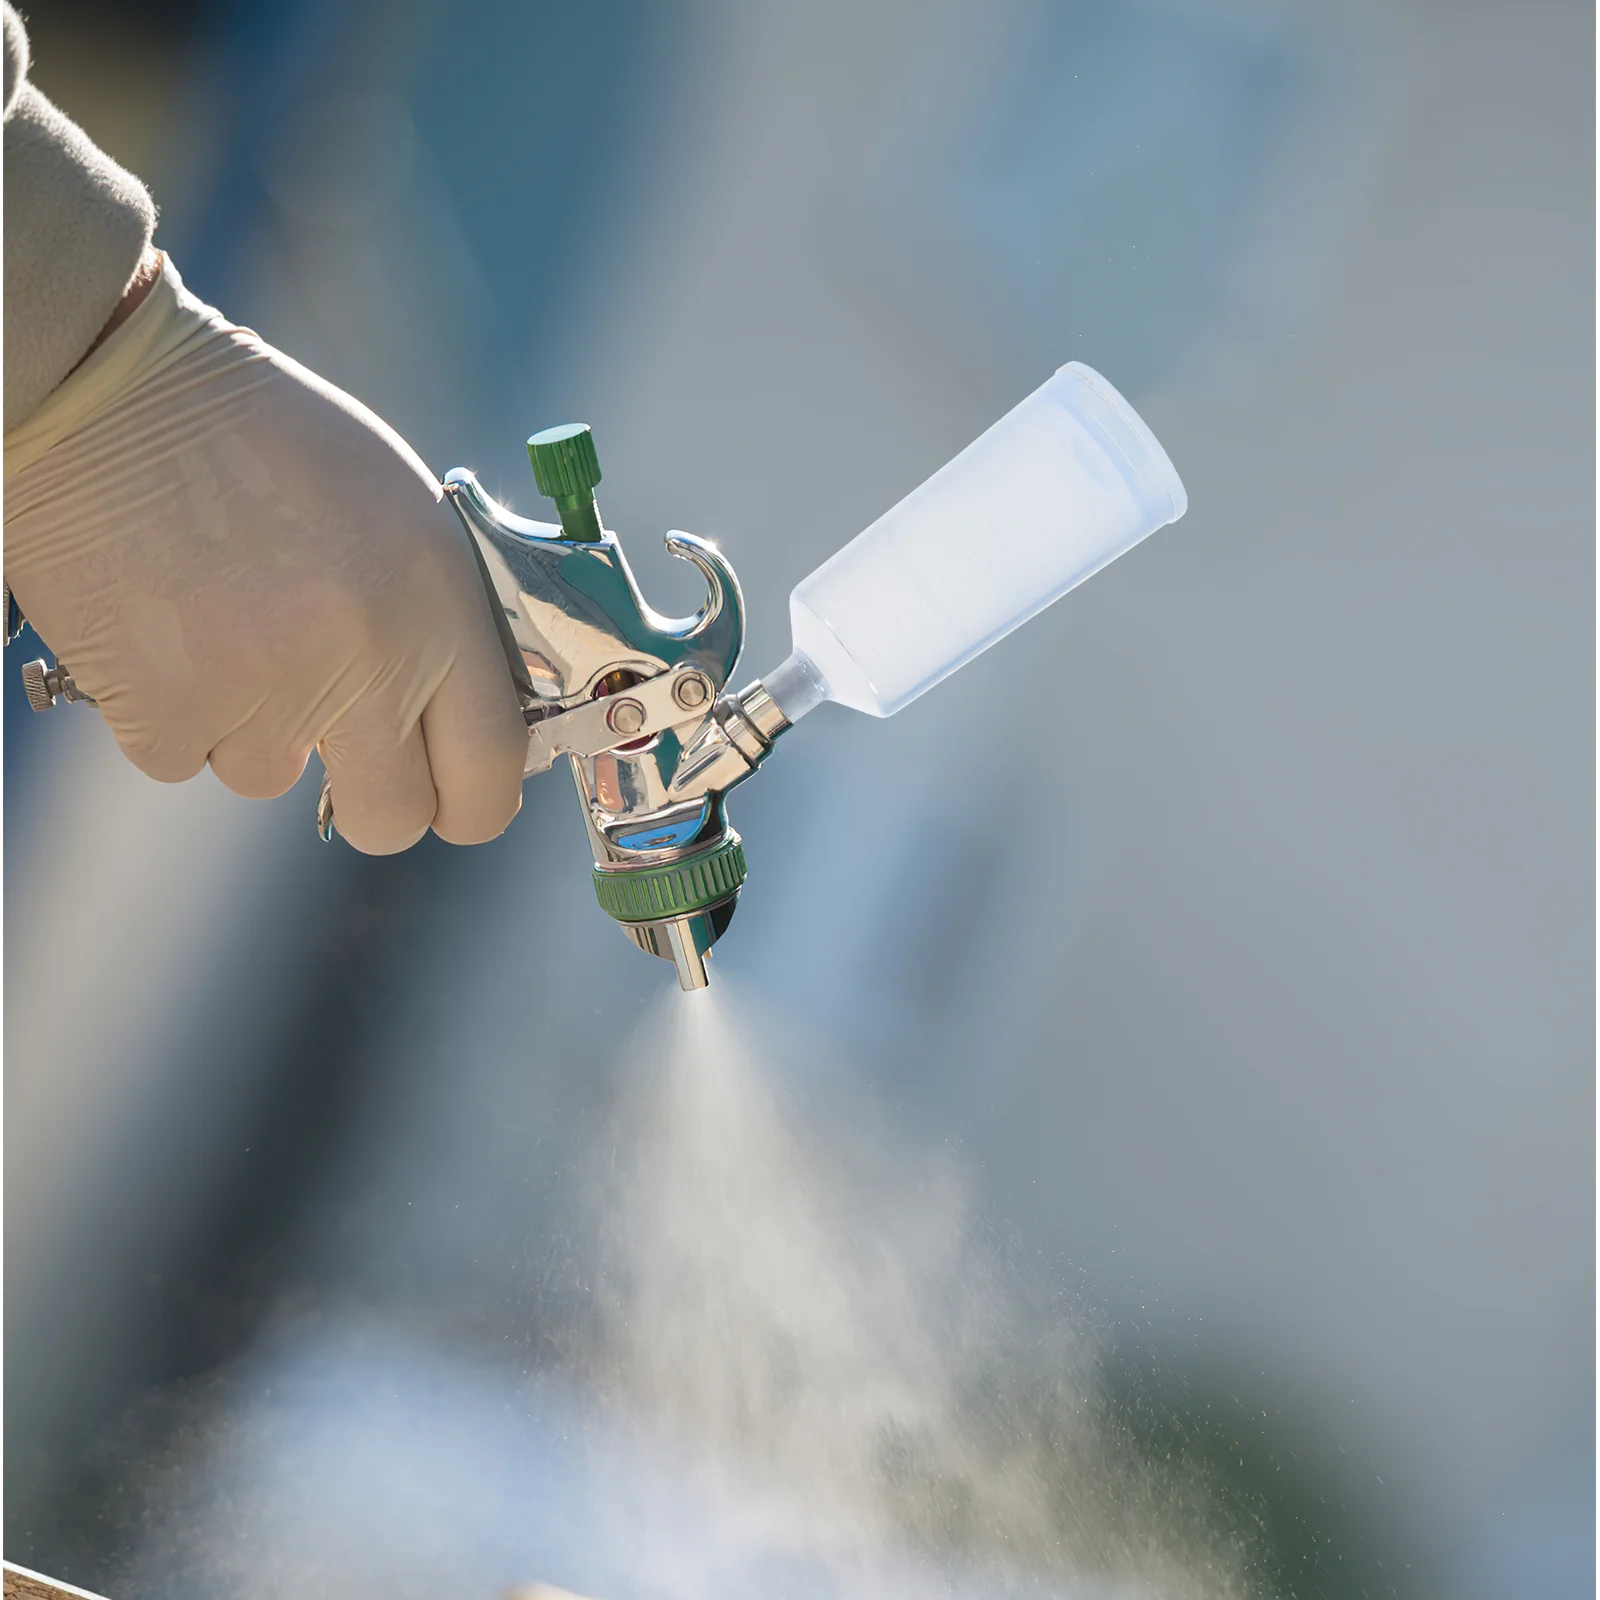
[3,2,157,431]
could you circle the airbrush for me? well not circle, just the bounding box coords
[15,363,1187,991]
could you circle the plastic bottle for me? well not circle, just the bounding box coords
[762,362,1187,720]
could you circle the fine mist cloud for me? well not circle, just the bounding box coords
[95,983,1262,1599]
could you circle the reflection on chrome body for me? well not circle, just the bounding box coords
[443,470,742,708]
[443,469,789,990]
[615,897,740,992]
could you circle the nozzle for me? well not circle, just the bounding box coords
[616,906,735,991]
[593,837,745,991]
[664,917,709,990]
[577,681,795,990]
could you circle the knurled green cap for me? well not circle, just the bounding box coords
[592,835,747,924]
[528,423,601,510]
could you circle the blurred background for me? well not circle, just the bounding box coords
[5,0,1592,1595]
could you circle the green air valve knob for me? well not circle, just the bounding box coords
[529,422,603,542]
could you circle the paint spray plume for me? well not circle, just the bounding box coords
[96,984,1260,1599]
[575,984,1260,1598]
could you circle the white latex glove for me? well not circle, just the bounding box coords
[3,253,526,854]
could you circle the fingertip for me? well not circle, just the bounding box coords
[117,733,209,785]
[420,653,528,847]
[208,740,311,801]
[316,718,438,855]
[339,813,434,856]
[432,781,522,847]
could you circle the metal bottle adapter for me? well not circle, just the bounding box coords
[326,423,790,989]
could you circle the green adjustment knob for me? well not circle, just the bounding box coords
[528,422,603,541]
[592,835,748,924]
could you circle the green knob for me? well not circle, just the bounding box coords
[592,835,748,924]
[528,423,603,541]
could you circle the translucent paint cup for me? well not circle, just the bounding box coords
[763,362,1187,720]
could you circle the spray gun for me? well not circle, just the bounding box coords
[14,363,1187,992]
[351,421,791,991]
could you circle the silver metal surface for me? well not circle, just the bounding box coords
[606,698,646,736]
[315,463,794,985]
[734,682,789,742]
[442,470,742,705]
[672,672,710,710]
[522,665,716,774]
[443,466,791,981]
[20,658,94,712]
[617,900,736,991]
[20,660,54,714]
[316,772,336,843]
[663,916,710,989]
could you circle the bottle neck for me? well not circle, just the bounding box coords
[760,650,827,722]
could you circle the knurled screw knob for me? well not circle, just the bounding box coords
[20,658,56,712]
[20,657,94,710]
[528,423,603,542]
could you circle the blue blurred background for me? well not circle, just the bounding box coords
[5,1,1593,1595]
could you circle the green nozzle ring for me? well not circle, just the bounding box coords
[592,834,747,924]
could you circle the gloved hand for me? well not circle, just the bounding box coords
[3,253,527,854]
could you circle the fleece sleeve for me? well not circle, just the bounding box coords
[3,1,157,430]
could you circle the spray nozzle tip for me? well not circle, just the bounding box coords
[664,916,711,991]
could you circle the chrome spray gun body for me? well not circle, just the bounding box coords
[348,424,789,991]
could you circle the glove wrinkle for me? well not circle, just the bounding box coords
[5,253,528,850]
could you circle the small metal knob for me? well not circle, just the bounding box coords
[317,770,336,842]
[19,658,92,711]
[673,670,711,710]
[20,659,56,712]
[607,697,647,735]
